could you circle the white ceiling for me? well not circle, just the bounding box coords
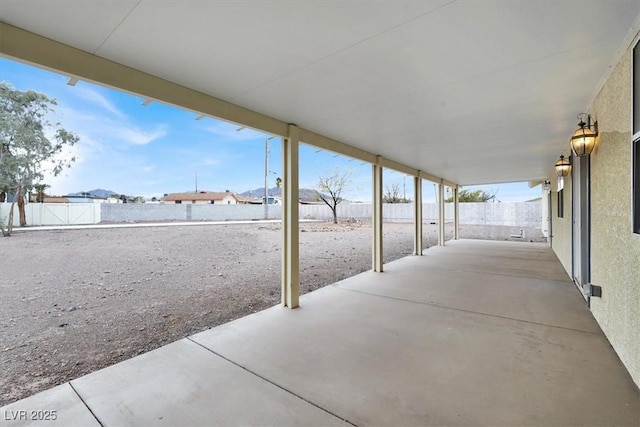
[1,0,639,185]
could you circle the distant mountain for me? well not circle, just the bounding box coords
[69,189,117,198]
[240,186,281,198]
[240,187,322,202]
[299,188,323,201]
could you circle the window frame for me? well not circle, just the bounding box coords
[557,188,564,218]
[634,38,640,140]
[633,39,640,234]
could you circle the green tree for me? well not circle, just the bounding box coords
[317,169,351,224]
[33,183,50,203]
[0,82,79,236]
[445,189,496,203]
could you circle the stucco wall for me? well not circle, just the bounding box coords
[589,46,640,387]
[550,39,640,387]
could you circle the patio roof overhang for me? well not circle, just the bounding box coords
[1,1,639,186]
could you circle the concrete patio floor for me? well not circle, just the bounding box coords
[2,240,639,426]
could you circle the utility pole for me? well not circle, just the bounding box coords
[264,139,269,219]
[264,136,275,219]
[403,176,406,201]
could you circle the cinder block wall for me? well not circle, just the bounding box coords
[101,204,280,222]
[191,204,274,221]
[10,201,541,226]
[303,202,541,226]
[101,204,186,222]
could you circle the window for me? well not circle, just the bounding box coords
[557,176,564,218]
[557,189,564,218]
[634,40,640,233]
[175,200,182,204]
[634,138,639,233]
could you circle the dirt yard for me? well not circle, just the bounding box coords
[0,221,544,406]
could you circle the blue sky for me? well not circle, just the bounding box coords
[0,57,541,202]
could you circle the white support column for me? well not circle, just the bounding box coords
[281,124,299,308]
[372,159,384,272]
[414,176,423,255]
[438,180,446,246]
[454,185,460,240]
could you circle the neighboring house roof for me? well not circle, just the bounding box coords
[66,195,104,200]
[162,191,328,204]
[43,196,70,203]
[235,195,261,204]
[162,191,239,202]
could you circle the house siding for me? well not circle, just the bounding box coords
[550,37,640,387]
[550,176,572,276]
[222,195,237,205]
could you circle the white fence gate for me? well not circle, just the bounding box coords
[0,203,100,227]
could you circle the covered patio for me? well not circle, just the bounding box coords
[1,2,640,424]
[3,240,638,426]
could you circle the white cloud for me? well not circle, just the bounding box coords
[201,157,220,166]
[200,121,267,141]
[57,90,168,146]
[73,85,126,118]
[115,126,167,145]
[55,103,167,147]
[142,165,155,173]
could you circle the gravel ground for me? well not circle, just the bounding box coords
[0,221,544,406]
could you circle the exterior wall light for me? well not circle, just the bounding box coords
[543,180,551,191]
[555,154,571,177]
[571,113,598,157]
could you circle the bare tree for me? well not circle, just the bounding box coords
[383,183,411,203]
[317,169,351,224]
[445,189,497,203]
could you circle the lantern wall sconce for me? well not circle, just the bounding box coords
[543,180,551,191]
[555,154,571,177]
[571,113,598,157]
